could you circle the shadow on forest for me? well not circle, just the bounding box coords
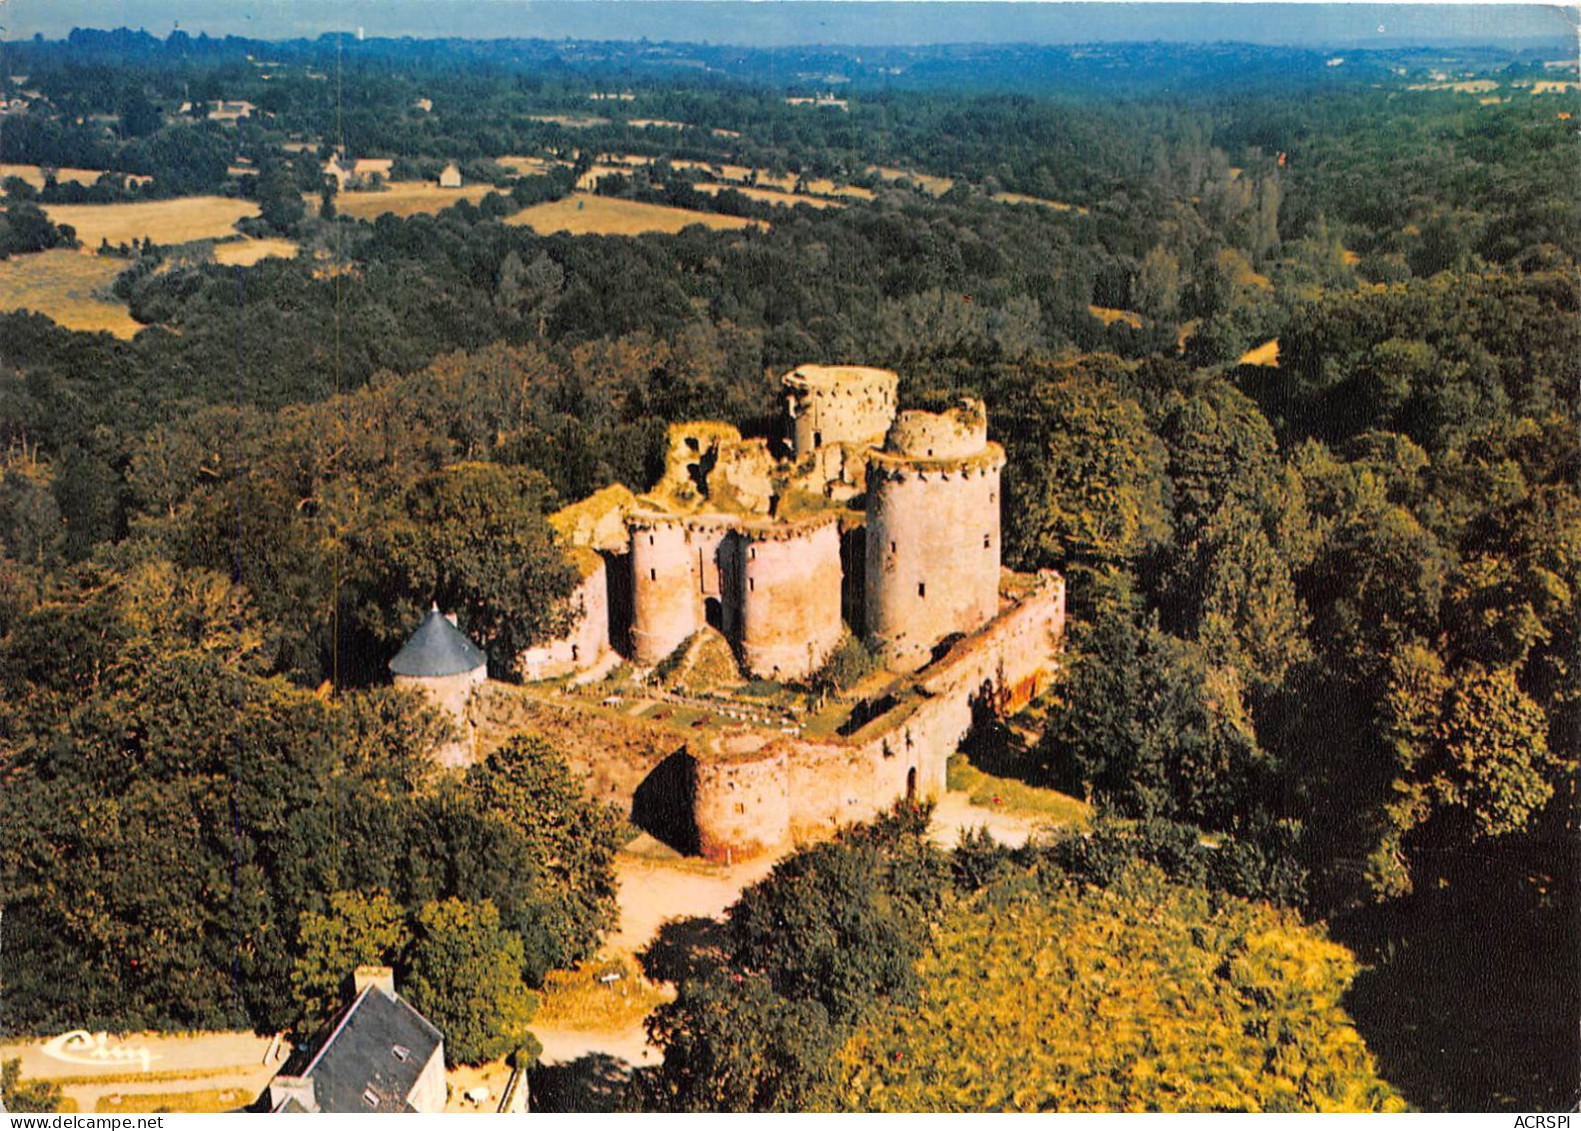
[638,915,732,985]
[529,1053,633,1113]
[1334,873,1580,1113]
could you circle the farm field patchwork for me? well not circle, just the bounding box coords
[507,193,767,236]
[870,165,956,195]
[692,182,844,209]
[0,248,143,338]
[497,155,565,176]
[1,163,151,188]
[324,181,499,219]
[41,196,257,247]
[211,237,300,265]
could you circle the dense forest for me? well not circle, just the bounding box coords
[0,27,1576,1112]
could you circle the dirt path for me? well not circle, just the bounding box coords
[531,792,1044,1077]
[929,791,1056,850]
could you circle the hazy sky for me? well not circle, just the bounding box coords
[4,1,1573,48]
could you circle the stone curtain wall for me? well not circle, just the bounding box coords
[689,572,1065,858]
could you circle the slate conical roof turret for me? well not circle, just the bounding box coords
[389,606,488,678]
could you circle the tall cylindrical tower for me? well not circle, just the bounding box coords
[736,515,845,681]
[629,514,700,665]
[864,399,1004,672]
[782,364,899,457]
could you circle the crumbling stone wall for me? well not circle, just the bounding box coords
[520,552,610,680]
[685,572,1066,859]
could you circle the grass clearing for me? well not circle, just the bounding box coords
[870,165,955,195]
[327,181,498,220]
[212,237,298,266]
[42,197,257,247]
[533,952,672,1032]
[946,753,1092,827]
[0,249,142,338]
[508,193,766,236]
[1239,337,1280,367]
[528,113,609,127]
[1088,305,1143,329]
[96,1088,251,1114]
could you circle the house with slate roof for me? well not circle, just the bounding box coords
[390,606,488,766]
[263,967,445,1114]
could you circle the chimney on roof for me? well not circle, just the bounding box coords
[354,965,396,998]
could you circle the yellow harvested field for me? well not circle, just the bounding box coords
[0,248,144,338]
[1342,248,1362,265]
[326,181,497,219]
[42,197,257,247]
[667,161,871,201]
[629,119,688,129]
[673,160,755,182]
[992,191,1089,214]
[1088,305,1143,329]
[508,193,766,236]
[577,163,644,190]
[870,165,955,195]
[212,237,299,266]
[1531,80,1579,94]
[804,177,873,200]
[692,182,843,209]
[1240,338,1281,367]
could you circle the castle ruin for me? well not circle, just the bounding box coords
[421,364,1065,860]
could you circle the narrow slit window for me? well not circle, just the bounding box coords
[984,534,991,549]
[649,568,657,581]
[918,582,926,598]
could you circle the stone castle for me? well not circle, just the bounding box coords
[397,365,1066,859]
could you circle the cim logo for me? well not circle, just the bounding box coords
[39,1030,161,1073]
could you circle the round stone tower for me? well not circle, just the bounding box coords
[864,398,1005,672]
[736,515,844,681]
[389,605,489,766]
[782,364,899,457]
[629,512,702,666]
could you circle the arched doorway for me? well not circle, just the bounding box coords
[905,766,918,802]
